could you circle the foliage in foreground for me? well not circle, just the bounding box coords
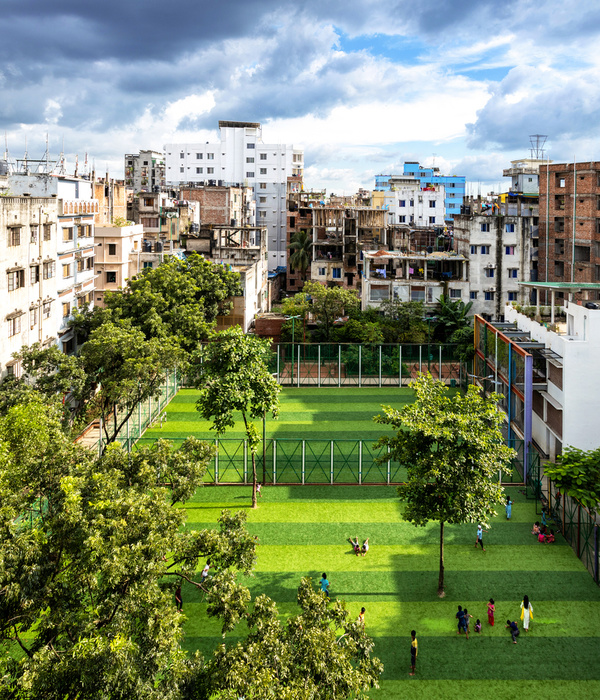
[544,445,600,511]
[375,374,514,595]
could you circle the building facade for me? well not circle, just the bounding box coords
[94,224,144,306]
[164,121,303,270]
[124,150,165,193]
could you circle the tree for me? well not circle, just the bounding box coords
[301,281,360,342]
[287,230,313,282]
[434,294,473,342]
[374,374,514,596]
[449,325,476,363]
[195,577,383,699]
[0,396,220,699]
[79,321,185,451]
[195,327,281,508]
[74,254,242,353]
[378,299,428,343]
[544,446,600,512]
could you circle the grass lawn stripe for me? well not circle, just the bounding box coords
[373,681,600,700]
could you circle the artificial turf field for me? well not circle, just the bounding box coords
[143,388,600,698]
[180,484,600,700]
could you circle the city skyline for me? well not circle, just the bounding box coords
[2,1,598,194]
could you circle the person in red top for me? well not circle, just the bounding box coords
[487,598,495,626]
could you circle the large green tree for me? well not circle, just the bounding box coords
[374,374,514,596]
[434,294,473,342]
[300,281,360,342]
[544,446,600,512]
[0,396,217,699]
[195,327,281,508]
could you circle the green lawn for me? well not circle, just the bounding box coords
[179,484,600,700]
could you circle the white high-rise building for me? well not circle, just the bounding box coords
[164,121,303,270]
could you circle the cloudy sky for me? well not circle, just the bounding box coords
[2,0,599,194]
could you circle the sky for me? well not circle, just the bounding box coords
[2,0,600,196]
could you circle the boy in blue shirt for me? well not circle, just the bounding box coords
[320,573,330,598]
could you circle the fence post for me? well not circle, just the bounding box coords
[215,439,219,485]
[244,440,248,485]
[98,417,103,458]
[359,345,362,388]
[399,345,402,387]
[297,345,301,388]
[138,401,142,438]
[595,524,599,584]
[126,413,130,453]
[439,345,442,382]
[277,345,280,384]
[273,440,277,485]
[378,346,382,387]
[302,440,305,485]
[149,396,152,424]
[338,345,341,388]
[359,440,362,485]
[330,440,334,484]
[419,345,422,374]
[318,345,321,388]
[578,505,581,558]
[387,445,391,484]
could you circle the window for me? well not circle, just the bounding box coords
[106,271,117,283]
[429,200,436,208]
[574,245,590,262]
[180,167,184,173]
[207,167,214,174]
[62,302,71,318]
[247,143,255,149]
[470,245,477,254]
[554,217,565,233]
[505,246,515,255]
[9,228,21,246]
[8,315,21,337]
[86,256,94,270]
[399,200,406,207]
[30,265,39,284]
[332,268,341,279]
[508,292,518,301]
[143,261,153,269]
[106,243,116,256]
[179,153,184,159]
[43,261,55,279]
[319,267,326,276]
[484,291,495,301]
[207,153,214,160]
[449,288,461,298]
[481,223,490,232]
[259,196,267,203]
[480,245,490,254]
[398,216,406,223]
[62,263,72,279]
[470,291,478,300]
[555,239,565,255]
[30,226,38,243]
[505,223,515,233]
[429,216,436,224]
[554,260,565,277]
[30,307,37,327]
[43,224,52,241]
[7,269,25,291]
[556,174,566,187]
[259,211,267,218]
[246,157,254,163]
[260,168,267,175]
[196,167,203,174]
[77,258,84,273]
[259,183,267,190]
[260,153,267,160]
[508,268,518,278]
[42,301,51,319]
[246,172,254,178]
[62,226,74,242]
[196,153,203,159]
[485,268,495,278]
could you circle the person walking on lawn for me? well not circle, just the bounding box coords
[475,523,487,551]
[410,630,418,676]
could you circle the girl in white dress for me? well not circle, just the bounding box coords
[520,595,533,631]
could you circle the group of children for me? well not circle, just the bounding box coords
[349,537,369,557]
[532,521,555,543]
[455,603,491,639]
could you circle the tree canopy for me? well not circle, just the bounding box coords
[287,230,313,281]
[375,374,514,595]
[544,446,600,511]
[299,282,360,342]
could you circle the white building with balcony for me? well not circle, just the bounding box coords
[94,224,144,306]
[165,120,303,270]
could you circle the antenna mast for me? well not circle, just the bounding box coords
[529,134,548,160]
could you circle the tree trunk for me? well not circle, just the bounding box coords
[438,520,445,597]
[251,453,258,509]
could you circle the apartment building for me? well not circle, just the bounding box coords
[124,150,165,192]
[538,162,600,302]
[94,224,144,306]
[165,120,303,270]
[93,174,127,226]
[372,176,446,227]
[453,197,538,320]
[180,183,255,227]
[0,196,59,376]
[9,173,97,354]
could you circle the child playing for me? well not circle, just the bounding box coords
[349,537,361,556]
[320,573,330,598]
[487,598,495,626]
[410,630,418,676]
[456,605,465,634]
[532,522,540,535]
[505,496,513,520]
[545,529,555,543]
[475,619,482,634]
[358,607,365,627]
[463,608,473,635]
[361,538,369,557]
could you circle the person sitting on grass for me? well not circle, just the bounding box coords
[361,538,369,557]
[349,537,361,556]
[506,619,520,643]
[532,522,540,535]
[545,528,555,544]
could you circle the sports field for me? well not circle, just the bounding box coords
[180,484,600,700]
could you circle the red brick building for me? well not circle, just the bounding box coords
[539,162,600,300]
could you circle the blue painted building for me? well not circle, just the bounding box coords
[374,163,466,221]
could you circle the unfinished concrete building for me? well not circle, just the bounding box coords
[180,184,255,227]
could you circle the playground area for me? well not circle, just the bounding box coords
[179,484,600,700]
